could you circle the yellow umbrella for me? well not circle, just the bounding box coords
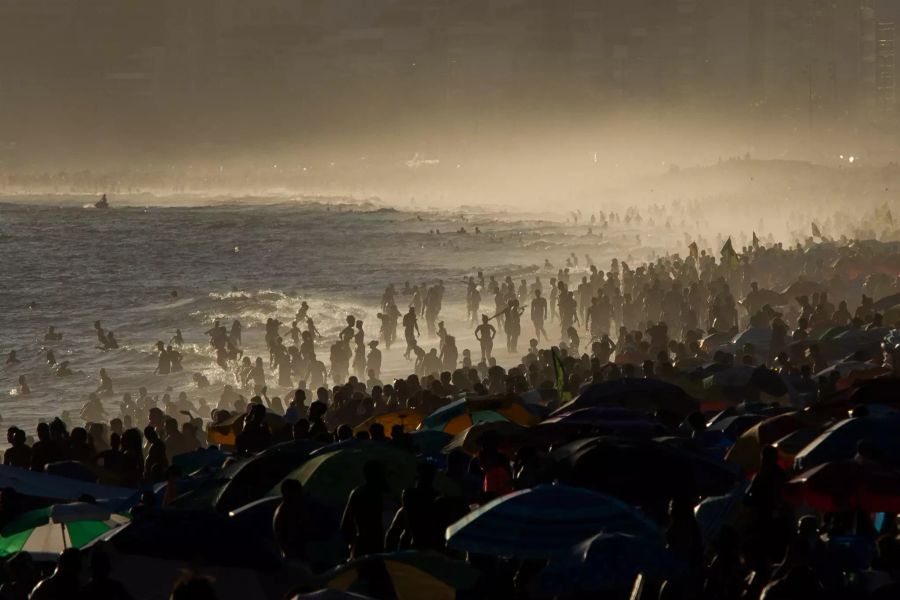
[353,409,425,435]
[325,551,479,600]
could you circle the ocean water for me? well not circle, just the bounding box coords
[0,197,672,428]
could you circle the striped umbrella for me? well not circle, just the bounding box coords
[0,503,129,559]
[446,484,661,559]
[419,397,538,435]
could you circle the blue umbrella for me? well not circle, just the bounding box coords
[534,533,684,594]
[445,484,660,559]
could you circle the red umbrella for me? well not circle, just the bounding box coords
[784,460,900,513]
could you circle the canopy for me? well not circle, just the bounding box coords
[445,484,660,559]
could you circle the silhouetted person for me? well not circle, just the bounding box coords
[30,548,82,600]
[341,460,387,558]
[475,315,496,361]
[273,479,306,560]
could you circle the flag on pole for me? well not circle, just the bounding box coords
[752,231,760,249]
[811,222,822,238]
[688,241,699,260]
[552,348,571,404]
[720,237,739,269]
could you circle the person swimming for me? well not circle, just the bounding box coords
[5,351,19,365]
[56,361,73,377]
[17,375,30,395]
[97,368,114,396]
[44,326,63,342]
[46,349,56,365]
[170,329,184,346]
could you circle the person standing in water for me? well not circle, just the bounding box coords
[402,307,420,360]
[531,289,548,341]
[475,315,497,361]
[366,341,382,380]
[154,342,171,375]
[504,299,525,353]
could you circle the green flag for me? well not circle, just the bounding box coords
[552,348,572,404]
[720,237,739,269]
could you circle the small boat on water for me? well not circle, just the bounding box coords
[94,194,109,209]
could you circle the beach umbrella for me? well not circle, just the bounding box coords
[445,484,661,559]
[703,365,788,397]
[700,332,733,354]
[276,444,418,508]
[408,430,453,457]
[291,592,376,600]
[419,397,537,435]
[442,421,532,456]
[850,378,900,406]
[354,409,425,435]
[0,466,134,501]
[229,495,344,570]
[741,288,785,311]
[815,361,890,391]
[534,533,684,595]
[694,486,751,546]
[780,280,824,298]
[784,460,900,513]
[729,327,773,352]
[90,508,281,570]
[0,503,129,560]
[540,408,666,439]
[885,304,900,325]
[552,378,698,418]
[773,425,831,471]
[794,416,900,472]
[725,412,812,474]
[171,447,228,473]
[874,292,900,312]
[175,440,320,513]
[208,410,286,446]
[554,437,738,504]
[707,414,764,441]
[322,551,480,600]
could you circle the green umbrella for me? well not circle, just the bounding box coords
[275,444,418,508]
[0,503,129,559]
